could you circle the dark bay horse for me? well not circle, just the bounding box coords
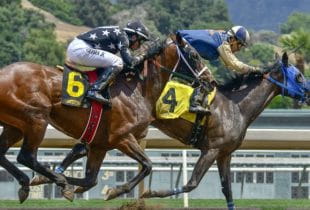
[32,51,310,210]
[0,35,309,210]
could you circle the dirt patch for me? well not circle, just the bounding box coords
[21,0,90,43]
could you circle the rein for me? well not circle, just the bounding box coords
[151,42,203,84]
[152,59,199,83]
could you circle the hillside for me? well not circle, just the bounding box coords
[21,0,90,42]
[226,0,310,32]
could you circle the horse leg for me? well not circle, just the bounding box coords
[0,124,30,203]
[104,134,152,201]
[56,143,88,173]
[61,145,106,193]
[16,120,74,202]
[30,142,88,186]
[217,154,234,210]
[142,148,219,198]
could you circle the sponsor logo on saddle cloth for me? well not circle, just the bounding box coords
[156,80,216,123]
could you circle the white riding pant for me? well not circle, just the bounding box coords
[66,38,123,69]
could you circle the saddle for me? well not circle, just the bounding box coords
[60,60,111,108]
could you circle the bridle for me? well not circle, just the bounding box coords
[264,63,309,103]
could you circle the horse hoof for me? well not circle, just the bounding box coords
[74,186,87,194]
[104,188,118,201]
[30,175,52,186]
[18,186,30,204]
[141,189,152,198]
[62,187,74,202]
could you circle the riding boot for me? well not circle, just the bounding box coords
[189,87,210,115]
[86,66,121,104]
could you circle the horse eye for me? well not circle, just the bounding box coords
[296,74,303,83]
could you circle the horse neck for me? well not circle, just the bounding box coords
[143,44,179,109]
[237,77,280,126]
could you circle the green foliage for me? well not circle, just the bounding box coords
[144,0,232,34]
[0,0,20,6]
[251,30,279,45]
[29,0,83,25]
[23,28,65,66]
[27,0,232,33]
[0,3,65,67]
[280,29,310,62]
[72,0,117,27]
[280,12,310,34]
[237,43,275,66]
[29,0,117,27]
[268,96,293,109]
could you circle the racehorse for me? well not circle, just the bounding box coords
[0,37,203,203]
[0,35,309,210]
[33,51,310,210]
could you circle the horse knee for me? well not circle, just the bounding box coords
[72,143,88,157]
[144,162,152,176]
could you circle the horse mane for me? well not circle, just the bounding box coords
[217,73,264,97]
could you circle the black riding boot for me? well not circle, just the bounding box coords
[86,66,121,104]
[189,87,210,115]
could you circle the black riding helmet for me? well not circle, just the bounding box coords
[124,20,150,42]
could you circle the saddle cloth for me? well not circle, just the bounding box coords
[156,80,216,123]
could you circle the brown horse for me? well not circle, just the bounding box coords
[0,38,204,203]
[0,35,309,210]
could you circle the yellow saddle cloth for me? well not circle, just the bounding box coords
[156,80,216,123]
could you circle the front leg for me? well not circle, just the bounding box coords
[104,134,152,200]
[142,148,219,198]
[31,143,88,186]
[63,145,106,192]
[217,154,234,210]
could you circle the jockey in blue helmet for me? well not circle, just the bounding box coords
[177,26,262,74]
[176,26,263,115]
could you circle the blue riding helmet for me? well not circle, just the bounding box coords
[228,26,250,46]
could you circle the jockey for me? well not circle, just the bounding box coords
[176,26,263,114]
[66,20,154,104]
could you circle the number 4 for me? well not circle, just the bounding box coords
[162,88,178,113]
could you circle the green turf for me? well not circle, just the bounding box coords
[0,199,310,209]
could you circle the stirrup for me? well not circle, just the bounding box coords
[86,91,111,105]
[189,106,211,115]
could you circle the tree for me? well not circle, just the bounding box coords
[0,2,65,67]
[147,0,232,34]
[23,28,65,66]
[280,12,310,34]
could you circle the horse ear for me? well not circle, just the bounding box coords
[274,52,280,60]
[282,52,288,67]
[175,33,185,47]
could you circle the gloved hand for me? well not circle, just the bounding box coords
[250,66,268,75]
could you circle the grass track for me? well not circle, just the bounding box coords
[0,199,310,210]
